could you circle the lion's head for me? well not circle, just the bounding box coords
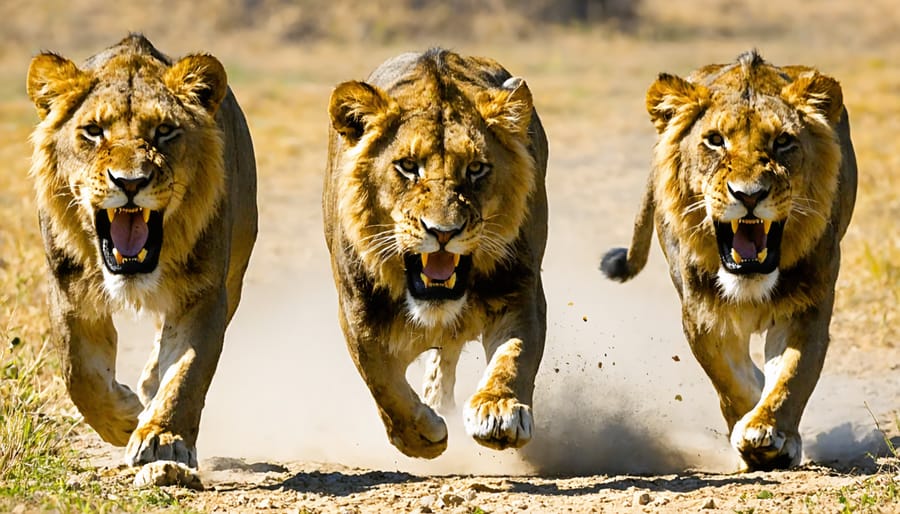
[646,50,843,301]
[327,50,537,326]
[27,34,228,309]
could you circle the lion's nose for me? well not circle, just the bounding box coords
[727,182,769,210]
[421,218,464,246]
[108,170,152,197]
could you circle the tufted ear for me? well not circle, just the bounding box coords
[328,81,399,144]
[165,54,228,114]
[781,72,843,125]
[27,52,94,120]
[477,77,533,136]
[646,73,710,134]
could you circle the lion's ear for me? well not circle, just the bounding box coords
[27,53,93,120]
[646,73,709,134]
[782,72,843,125]
[165,54,228,114]
[478,77,533,136]
[329,81,399,144]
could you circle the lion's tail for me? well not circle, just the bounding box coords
[600,176,655,282]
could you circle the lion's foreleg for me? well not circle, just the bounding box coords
[348,329,448,459]
[136,318,163,405]
[58,312,144,446]
[124,289,227,469]
[730,298,833,471]
[464,294,545,451]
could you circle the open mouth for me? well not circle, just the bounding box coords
[714,217,784,275]
[404,251,472,301]
[95,206,163,275]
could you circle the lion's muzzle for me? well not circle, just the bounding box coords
[95,207,163,274]
[404,251,472,301]
[714,217,784,275]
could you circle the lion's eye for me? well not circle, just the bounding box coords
[703,132,726,150]
[773,133,797,154]
[466,161,492,181]
[80,123,105,142]
[394,158,420,180]
[153,123,181,144]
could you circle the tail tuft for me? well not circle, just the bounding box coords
[600,247,632,282]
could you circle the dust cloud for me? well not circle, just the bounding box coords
[111,194,891,477]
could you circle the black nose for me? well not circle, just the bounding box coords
[109,171,151,196]
[727,184,769,210]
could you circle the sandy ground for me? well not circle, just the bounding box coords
[83,43,900,511]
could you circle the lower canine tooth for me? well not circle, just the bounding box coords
[446,273,457,289]
[137,248,148,263]
[420,273,431,286]
[757,248,768,262]
[731,248,743,264]
[113,248,124,265]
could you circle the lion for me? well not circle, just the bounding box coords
[323,48,548,458]
[601,50,857,471]
[26,34,257,481]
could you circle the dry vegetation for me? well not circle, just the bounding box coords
[1,0,899,512]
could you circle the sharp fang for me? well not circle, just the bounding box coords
[446,273,457,289]
[113,248,124,265]
[107,209,116,222]
[421,253,429,268]
[731,248,743,264]
[452,253,460,267]
[763,219,772,234]
[420,273,431,286]
[731,220,739,234]
[757,248,768,263]
[142,208,151,223]
[137,248,148,263]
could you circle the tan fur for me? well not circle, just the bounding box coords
[602,50,856,470]
[27,35,257,476]
[323,49,548,458]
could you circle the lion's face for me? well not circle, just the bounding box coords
[647,59,843,301]
[329,69,535,326]
[28,42,227,297]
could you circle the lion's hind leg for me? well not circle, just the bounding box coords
[422,343,463,414]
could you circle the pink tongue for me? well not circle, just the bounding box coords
[109,212,149,257]
[423,251,456,281]
[733,224,764,260]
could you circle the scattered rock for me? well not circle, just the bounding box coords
[634,491,651,505]
[257,498,272,509]
[419,495,437,509]
[699,497,716,509]
[464,489,478,501]
[442,492,465,506]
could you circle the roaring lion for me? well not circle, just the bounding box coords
[602,50,857,470]
[323,48,548,458]
[26,34,257,478]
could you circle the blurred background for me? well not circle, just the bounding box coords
[1,0,898,477]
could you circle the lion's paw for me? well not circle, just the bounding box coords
[464,394,533,450]
[388,404,448,459]
[730,416,801,471]
[133,461,203,490]
[124,424,197,468]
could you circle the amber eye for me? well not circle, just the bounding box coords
[154,123,181,144]
[394,158,419,180]
[80,123,105,141]
[703,132,725,149]
[466,161,492,181]
[773,132,797,153]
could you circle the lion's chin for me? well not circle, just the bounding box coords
[404,292,467,328]
[95,207,164,275]
[716,267,779,303]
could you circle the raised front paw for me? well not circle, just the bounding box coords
[124,423,198,469]
[730,415,801,471]
[386,404,448,459]
[464,393,533,450]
